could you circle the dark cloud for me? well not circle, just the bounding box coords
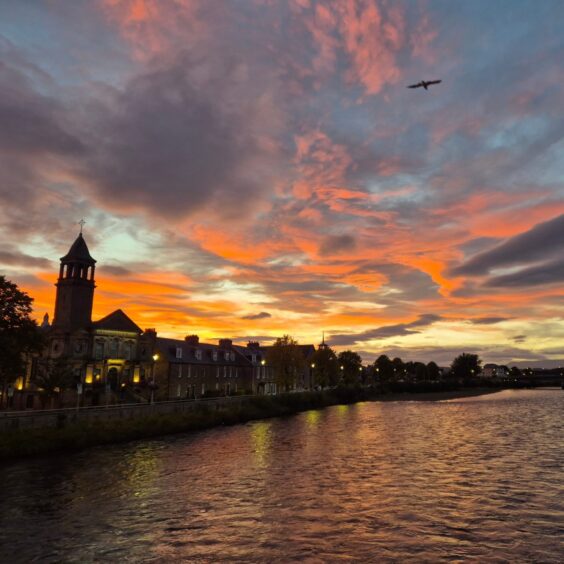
[241,311,272,320]
[0,54,83,157]
[318,234,356,256]
[469,317,510,325]
[512,335,527,344]
[329,314,442,346]
[100,265,132,276]
[452,214,564,276]
[0,249,52,269]
[486,257,564,288]
[78,49,285,220]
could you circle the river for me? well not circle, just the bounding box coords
[0,389,562,562]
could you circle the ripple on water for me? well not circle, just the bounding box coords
[0,389,563,562]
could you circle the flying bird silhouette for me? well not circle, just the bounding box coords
[407,79,442,90]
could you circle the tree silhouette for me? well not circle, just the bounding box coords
[266,335,305,392]
[451,353,482,379]
[311,345,338,389]
[0,276,44,407]
[337,350,362,386]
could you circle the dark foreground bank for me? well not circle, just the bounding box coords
[0,386,499,461]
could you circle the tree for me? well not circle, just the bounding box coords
[450,353,482,380]
[374,354,394,385]
[392,357,405,380]
[337,350,362,386]
[413,361,428,382]
[266,335,306,392]
[0,276,44,407]
[35,358,76,408]
[311,345,338,389]
[427,361,441,381]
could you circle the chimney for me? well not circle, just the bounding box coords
[185,335,199,345]
[247,341,260,349]
[219,338,232,349]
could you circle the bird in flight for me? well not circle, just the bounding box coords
[407,79,442,90]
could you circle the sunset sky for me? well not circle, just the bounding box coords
[1,0,563,367]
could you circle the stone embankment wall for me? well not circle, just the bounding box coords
[0,396,254,432]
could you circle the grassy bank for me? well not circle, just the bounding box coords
[0,385,499,461]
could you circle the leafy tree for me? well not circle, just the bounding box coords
[509,366,522,378]
[392,357,405,380]
[450,353,482,379]
[374,354,394,384]
[35,358,76,408]
[427,361,441,381]
[413,361,428,382]
[311,345,338,389]
[0,276,44,407]
[266,335,305,392]
[337,350,362,386]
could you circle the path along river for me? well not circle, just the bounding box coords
[0,389,562,562]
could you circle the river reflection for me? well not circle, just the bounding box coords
[0,389,563,562]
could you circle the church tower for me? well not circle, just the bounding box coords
[52,231,97,331]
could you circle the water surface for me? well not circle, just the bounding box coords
[1,389,563,562]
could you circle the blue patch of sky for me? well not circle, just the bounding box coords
[1,1,135,88]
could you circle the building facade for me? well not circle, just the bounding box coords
[28,232,157,406]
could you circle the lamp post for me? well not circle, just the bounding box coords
[151,353,159,404]
[310,362,315,390]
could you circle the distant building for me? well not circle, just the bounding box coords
[482,364,509,378]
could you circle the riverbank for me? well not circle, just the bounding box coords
[0,386,498,461]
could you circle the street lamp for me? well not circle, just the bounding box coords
[150,353,159,404]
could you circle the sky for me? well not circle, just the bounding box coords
[1,0,563,367]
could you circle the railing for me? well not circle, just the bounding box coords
[0,394,256,419]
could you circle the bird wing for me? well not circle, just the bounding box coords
[427,80,442,85]
[407,83,422,89]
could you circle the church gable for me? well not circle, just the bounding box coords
[92,309,142,334]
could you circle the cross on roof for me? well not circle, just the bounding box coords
[78,218,86,234]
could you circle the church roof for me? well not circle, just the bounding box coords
[92,309,142,333]
[61,233,96,264]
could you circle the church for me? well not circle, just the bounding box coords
[35,231,157,406]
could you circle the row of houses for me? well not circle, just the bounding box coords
[12,232,316,409]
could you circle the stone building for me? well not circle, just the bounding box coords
[29,231,157,406]
[152,336,254,399]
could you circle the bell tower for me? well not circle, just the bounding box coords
[52,230,97,331]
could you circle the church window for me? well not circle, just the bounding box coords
[95,342,104,359]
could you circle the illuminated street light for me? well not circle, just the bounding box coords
[311,363,315,368]
[261,359,266,366]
